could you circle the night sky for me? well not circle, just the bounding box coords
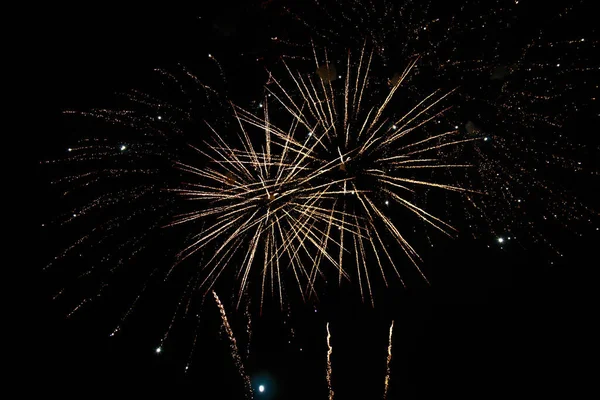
[35,1,598,398]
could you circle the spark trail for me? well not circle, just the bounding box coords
[383,320,394,399]
[49,40,482,315]
[213,291,253,399]
[326,322,334,400]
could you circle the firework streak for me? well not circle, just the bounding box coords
[326,322,334,400]
[383,320,394,399]
[213,291,253,398]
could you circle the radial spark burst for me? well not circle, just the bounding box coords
[46,43,477,317]
[240,44,478,304]
[267,0,599,257]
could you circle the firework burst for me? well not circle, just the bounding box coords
[46,40,483,316]
[239,44,480,304]
[40,4,598,396]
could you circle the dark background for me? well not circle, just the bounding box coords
[34,1,597,398]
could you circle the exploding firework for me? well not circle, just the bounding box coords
[266,0,599,257]
[42,2,597,380]
[161,43,482,307]
[44,48,477,398]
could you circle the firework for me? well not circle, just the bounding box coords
[241,43,478,304]
[47,3,597,340]
[48,39,479,317]
[41,4,598,397]
[165,100,348,308]
[268,0,599,258]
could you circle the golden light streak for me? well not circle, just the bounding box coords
[383,320,395,400]
[326,322,334,400]
[212,291,253,399]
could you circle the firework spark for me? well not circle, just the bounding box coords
[383,320,394,399]
[213,290,253,398]
[326,322,334,400]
